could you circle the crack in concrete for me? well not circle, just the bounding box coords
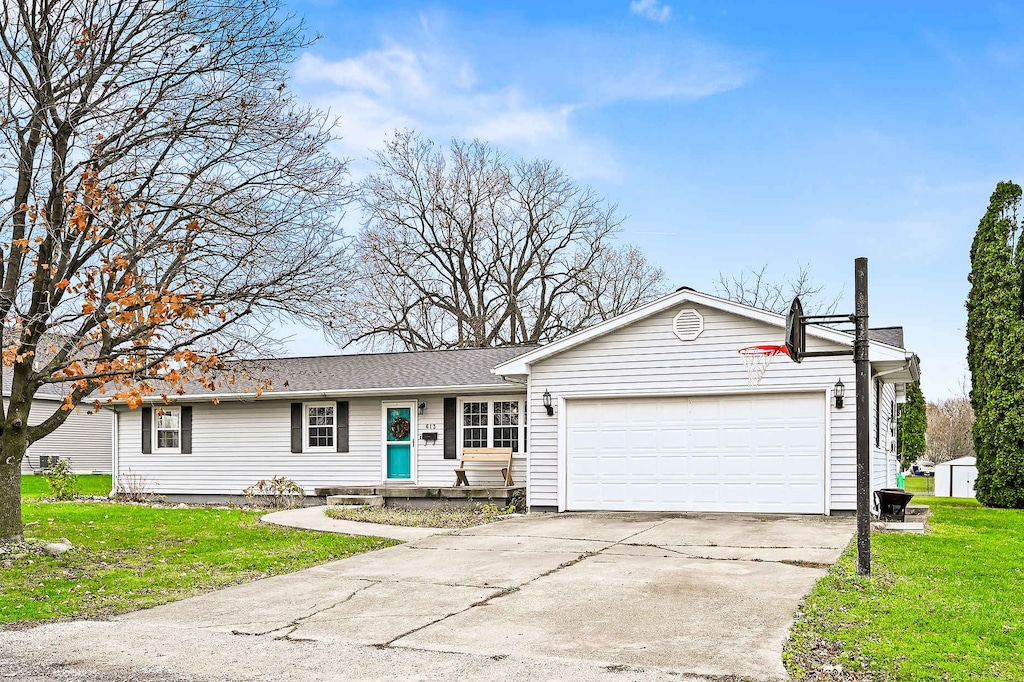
[378,550,601,649]
[615,542,837,567]
[404,542,611,554]
[378,521,668,650]
[624,541,843,550]
[230,581,377,640]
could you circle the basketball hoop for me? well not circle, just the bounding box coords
[738,345,789,386]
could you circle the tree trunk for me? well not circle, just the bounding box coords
[0,435,27,542]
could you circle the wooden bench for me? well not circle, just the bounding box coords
[454,447,514,487]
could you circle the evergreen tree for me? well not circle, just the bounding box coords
[897,372,927,470]
[966,181,1024,508]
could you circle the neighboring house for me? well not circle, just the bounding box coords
[112,287,918,515]
[4,389,113,475]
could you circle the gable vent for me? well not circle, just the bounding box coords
[672,308,704,342]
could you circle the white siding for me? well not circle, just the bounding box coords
[115,391,525,495]
[527,303,862,512]
[415,397,528,488]
[872,379,898,492]
[19,399,112,474]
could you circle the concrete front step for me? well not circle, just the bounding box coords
[326,495,384,507]
[873,520,926,534]
[905,504,930,516]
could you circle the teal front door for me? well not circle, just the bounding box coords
[385,405,413,480]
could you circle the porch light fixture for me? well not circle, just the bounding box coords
[543,389,554,416]
[417,401,426,416]
[833,379,845,409]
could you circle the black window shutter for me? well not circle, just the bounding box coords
[180,406,193,454]
[443,397,457,459]
[141,406,152,454]
[290,402,303,453]
[336,401,349,453]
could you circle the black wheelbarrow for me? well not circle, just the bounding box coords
[873,488,915,522]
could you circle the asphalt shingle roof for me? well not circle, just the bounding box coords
[868,327,905,349]
[186,345,539,396]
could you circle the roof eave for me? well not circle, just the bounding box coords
[109,382,526,406]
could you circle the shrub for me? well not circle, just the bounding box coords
[243,476,305,509]
[478,502,517,519]
[45,459,79,500]
[116,469,157,503]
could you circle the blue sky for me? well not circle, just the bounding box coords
[279,0,1024,400]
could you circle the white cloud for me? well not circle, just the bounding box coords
[292,44,617,179]
[290,26,753,180]
[630,0,672,23]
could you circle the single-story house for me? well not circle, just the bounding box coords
[4,378,113,475]
[112,287,918,514]
[933,456,977,498]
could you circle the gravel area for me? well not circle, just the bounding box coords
[324,504,516,528]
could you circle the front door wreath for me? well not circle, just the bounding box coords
[390,415,410,440]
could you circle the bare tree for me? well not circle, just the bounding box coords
[715,263,842,314]
[0,0,351,540]
[335,131,668,350]
[925,398,976,464]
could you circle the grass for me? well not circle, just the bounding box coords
[902,475,934,495]
[2,477,396,625]
[325,503,516,529]
[785,497,1024,681]
[20,473,112,500]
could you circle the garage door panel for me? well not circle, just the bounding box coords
[687,453,719,475]
[690,402,722,421]
[566,393,825,513]
[626,455,656,476]
[659,455,689,476]
[689,428,721,448]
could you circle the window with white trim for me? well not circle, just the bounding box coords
[461,398,526,453]
[306,403,335,449]
[155,407,181,450]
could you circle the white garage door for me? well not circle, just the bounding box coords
[565,393,826,513]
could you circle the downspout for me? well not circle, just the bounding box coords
[109,407,119,498]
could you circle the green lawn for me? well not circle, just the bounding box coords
[20,473,112,500]
[2,477,395,625]
[785,497,1024,681]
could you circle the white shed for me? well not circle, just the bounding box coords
[934,456,977,498]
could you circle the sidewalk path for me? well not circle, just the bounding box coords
[260,504,448,541]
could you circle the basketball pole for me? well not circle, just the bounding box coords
[854,257,871,577]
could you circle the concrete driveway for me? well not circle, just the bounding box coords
[0,513,853,682]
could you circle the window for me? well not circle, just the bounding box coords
[156,407,181,450]
[462,398,526,453]
[306,404,335,449]
[462,401,489,448]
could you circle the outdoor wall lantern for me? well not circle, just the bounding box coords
[833,379,845,409]
[417,401,427,416]
[543,389,554,416]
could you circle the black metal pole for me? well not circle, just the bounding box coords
[854,257,871,576]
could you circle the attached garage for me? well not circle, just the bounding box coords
[565,393,826,513]
[491,287,919,515]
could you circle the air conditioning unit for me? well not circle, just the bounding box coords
[39,455,61,469]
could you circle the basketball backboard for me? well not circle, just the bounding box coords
[785,297,805,363]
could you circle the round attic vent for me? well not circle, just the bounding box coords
[672,308,704,342]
